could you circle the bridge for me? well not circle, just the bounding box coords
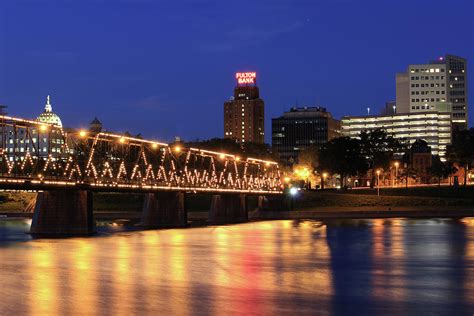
[0,115,284,235]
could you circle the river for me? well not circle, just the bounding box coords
[1,218,473,315]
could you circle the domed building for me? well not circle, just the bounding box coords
[36,95,63,127]
[34,95,64,158]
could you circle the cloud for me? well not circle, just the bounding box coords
[200,21,305,52]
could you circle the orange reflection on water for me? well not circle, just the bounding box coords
[28,244,58,316]
[167,230,189,316]
[371,219,407,305]
[70,239,96,314]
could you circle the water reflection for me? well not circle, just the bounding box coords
[0,218,473,314]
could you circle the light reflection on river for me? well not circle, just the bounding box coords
[0,218,474,314]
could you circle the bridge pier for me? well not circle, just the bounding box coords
[141,192,187,228]
[257,195,288,211]
[208,194,248,224]
[30,190,94,236]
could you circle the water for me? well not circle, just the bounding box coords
[1,218,474,315]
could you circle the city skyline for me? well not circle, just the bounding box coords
[0,0,472,143]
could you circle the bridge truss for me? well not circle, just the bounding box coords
[0,116,282,194]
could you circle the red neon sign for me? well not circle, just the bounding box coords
[236,72,257,85]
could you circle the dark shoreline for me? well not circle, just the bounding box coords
[2,206,474,221]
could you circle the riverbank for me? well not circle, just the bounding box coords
[1,188,473,221]
[251,206,474,220]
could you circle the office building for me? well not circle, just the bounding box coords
[272,106,341,163]
[341,111,452,159]
[224,72,265,144]
[396,54,468,130]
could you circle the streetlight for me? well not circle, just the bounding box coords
[79,130,87,138]
[289,187,298,196]
[376,169,381,196]
[322,172,328,190]
[394,161,399,187]
[289,187,298,211]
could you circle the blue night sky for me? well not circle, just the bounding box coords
[0,0,473,143]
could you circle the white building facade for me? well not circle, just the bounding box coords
[396,55,468,131]
[341,111,452,159]
[2,96,65,161]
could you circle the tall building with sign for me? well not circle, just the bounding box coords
[224,72,265,143]
[396,54,468,131]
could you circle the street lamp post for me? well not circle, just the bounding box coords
[322,172,328,190]
[376,169,381,196]
[394,162,399,187]
[289,187,298,211]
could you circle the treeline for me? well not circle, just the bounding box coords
[300,128,474,188]
[185,138,275,160]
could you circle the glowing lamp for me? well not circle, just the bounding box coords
[323,172,328,179]
[289,187,298,196]
[235,156,241,161]
[39,125,48,132]
[219,154,226,159]
[79,130,87,138]
[119,137,125,144]
[174,146,181,153]
[152,143,158,149]
[284,177,291,183]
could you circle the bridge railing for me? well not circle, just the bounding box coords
[0,115,282,193]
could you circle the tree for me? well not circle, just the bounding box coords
[359,129,406,187]
[429,155,447,186]
[318,137,368,188]
[242,142,275,160]
[185,138,275,160]
[186,138,242,155]
[292,146,319,189]
[447,130,474,186]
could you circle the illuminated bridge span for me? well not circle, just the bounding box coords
[0,116,281,193]
[0,115,284,235]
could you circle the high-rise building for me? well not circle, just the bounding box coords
[224,72,264,143]
[272,106,341,163]
[396,54,468,130]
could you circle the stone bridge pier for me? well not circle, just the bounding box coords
[141,192,187,228]
[30,190,94,236]
[208,194,248,224]
[257,195,288,212]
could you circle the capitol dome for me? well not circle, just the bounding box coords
[36,95,63,127]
